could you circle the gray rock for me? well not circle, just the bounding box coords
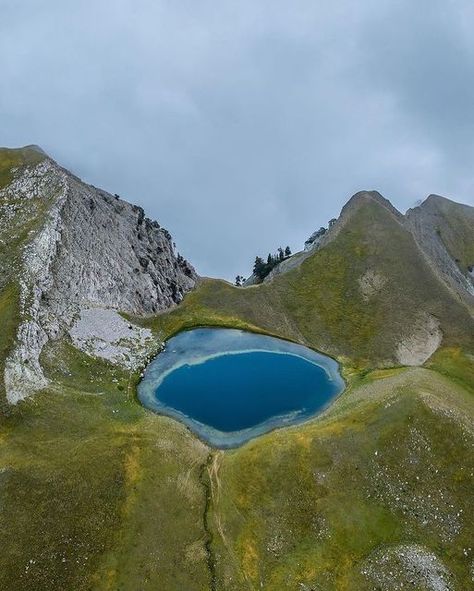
[2,155,197,403]
[405,194,474,308]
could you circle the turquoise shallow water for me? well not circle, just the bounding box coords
[138,328,344,448]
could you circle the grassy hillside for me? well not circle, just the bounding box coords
[0,341,212,591]
[211,366,474,590]
[142,195,474,367]
[0,339,471,590]
[0,156,472,590]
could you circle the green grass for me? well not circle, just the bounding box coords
[427,347,474,395]
[0,339,212,591]
[0,171,473,589]
[0,283,20,390]
[142,198,473,368]
[0,336,472,589]
[210,368,474,590]
[0,146,45,189]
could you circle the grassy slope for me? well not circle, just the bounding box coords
[427,196,474,274]
[142,197,473,367]
[0,341,212,591]
[1,344,471,590]
[211,367,474,590]
[0,157,473,589]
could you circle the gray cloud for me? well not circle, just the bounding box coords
[1,0,473,279]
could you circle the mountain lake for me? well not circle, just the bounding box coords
[138,328,345,448]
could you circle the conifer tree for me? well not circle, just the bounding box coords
[253,256,265,280]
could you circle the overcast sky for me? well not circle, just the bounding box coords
[1,0,473,278]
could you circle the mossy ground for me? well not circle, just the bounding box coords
[141,200,473,368]
[0,339,472,590]
[0,158,473,589]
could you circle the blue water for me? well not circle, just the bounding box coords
[138,328,344,448]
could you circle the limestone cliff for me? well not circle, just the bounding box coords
[0,148,197,403]
[405,195,474,309]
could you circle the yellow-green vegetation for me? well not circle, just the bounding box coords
[0,339,472,590]
[0,146,45,189]
[142,198,474,367]
[0,284,20,395]
[0,340,212,591]
[427,347,474,394]
[0,162,473,589]
[210,368,474,590]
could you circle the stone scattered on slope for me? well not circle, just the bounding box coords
[1,152,197,403]
[69,308,155,369]
[361,544,454,591]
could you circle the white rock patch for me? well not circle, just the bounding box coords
[4,161,69,403]
[396,313,442,366]
[361,544,453,591]
[69,308,154,369]
[358,269,387,301]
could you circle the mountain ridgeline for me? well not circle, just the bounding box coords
[0,146,474,591]
[147,189,473,372]
[0,146,196,403]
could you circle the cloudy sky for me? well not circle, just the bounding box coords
[1,0,473,278]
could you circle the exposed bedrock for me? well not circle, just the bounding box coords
[1,155,197,403]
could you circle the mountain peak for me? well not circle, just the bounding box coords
[335,190,403,229]
[0,151,197,403]
[22,144,48,156]
[346,190,402,215]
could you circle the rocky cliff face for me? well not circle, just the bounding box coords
[405,195,474,309]
[0,149,197,403]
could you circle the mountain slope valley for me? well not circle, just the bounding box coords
[0,146,473,591]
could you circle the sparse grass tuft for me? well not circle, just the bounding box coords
[0,146,45,189]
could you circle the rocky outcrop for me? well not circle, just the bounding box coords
[1,151,197,403]
[396,313,443,366]
[405,195,474,309]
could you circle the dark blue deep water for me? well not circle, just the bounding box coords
[156,351,336,432]
[138,328,344,448]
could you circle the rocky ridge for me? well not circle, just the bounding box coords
[0,150,197,403]
[406,195,474,308]
[258,191,474,308]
